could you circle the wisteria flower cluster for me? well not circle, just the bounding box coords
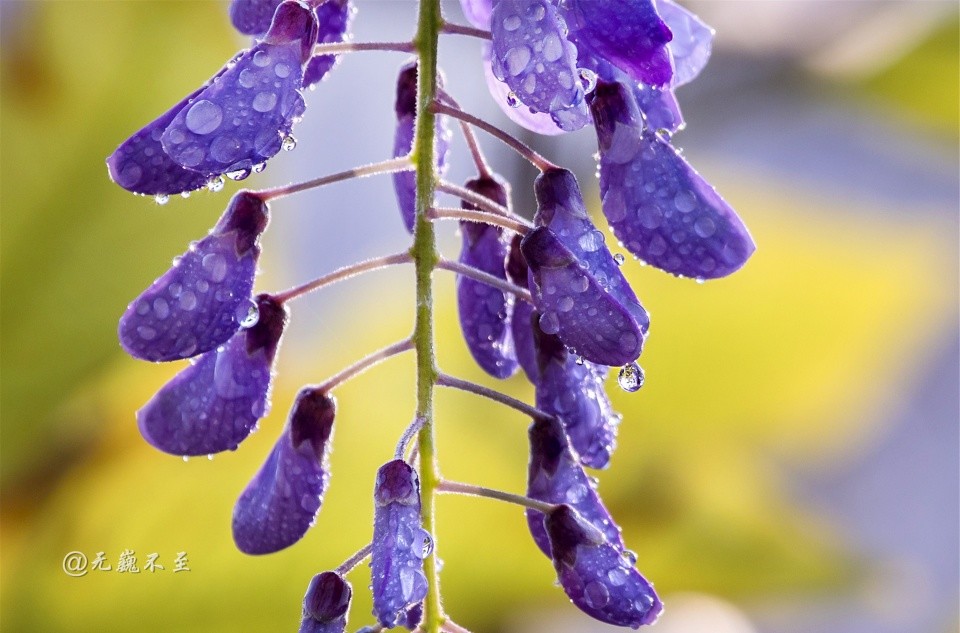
[108,0,754,631]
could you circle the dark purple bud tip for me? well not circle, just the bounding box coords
[400,602,423,630]
[299,571,352,633]
[229,0,281,36]
[303,0,353,88]
[371,460,430,627]
[591,84,755,279]
[264,0,320,63]
[232,388,334,555]
[546,505,662,628]
[118,191,269,362]
[394,61,419,119]
[136,294,288,456]
[527,417,624,557]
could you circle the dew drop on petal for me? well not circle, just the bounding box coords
[154,194,169,205]
[207,175,225,192]
[618,362,644,392]
[614,253,626,265]
[281,135,297,151]
[236,300,260,328]
[185,100,223,135]
[502,14,521,31]
[506,92,521,108]
[252,91,278,113]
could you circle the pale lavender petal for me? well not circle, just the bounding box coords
[482,43,566,136]
[232,388,334,555]
[161,2,316,176]
[591,81,754,278]
[136,294,288,456]
[657,0,713,87]
[489,0,590,131]
[371,460,430,628]
[229,0,281,36]
[526,416,624,557]
[299,571,352,633]
[303,0,353,89]
[562,0,673,87]
[459,0,492,29]
[119,191,268,362]
[546,505,662,627]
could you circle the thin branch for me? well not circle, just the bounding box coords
[312,41,415,56]
[437,479,556,514]
[396,416,427,460]
[436,258,533,304]
[317,338,414,393]
[436,372,553,421]
[273,252,413,304]
[440,22,492,40]
[432,102,557,172]
[438,90,492,178]
[436,181,512,218]
[258,157,412,201]
[335,543,372,576]
[429,207,530,234]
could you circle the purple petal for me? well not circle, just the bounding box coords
[522,169,649,367]
[229,0,281,36]
[232,388,335,555]
[563,0,673,87]
[489,0,590,132]
[457,175,519,379]
[533,324,620,469]
[136,294,288,456]
[299,571,352,633]
[657,0,713,87]
[392,61,450,233]
[371,460,430,628]
[119,191,269,362]
[506,235,539,382]
[591,81,754,279]
[481,44,566,136]
[106,63,233,196]
[633,82,684,135]
[161,2,316,176]
[546,505,662,627]
[303,0,353,88]
[400,603,423,630]
[459,0,492,29]
[526,416,624,557]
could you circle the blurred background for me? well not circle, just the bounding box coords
[1,1,957,632]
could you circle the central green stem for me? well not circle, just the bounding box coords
[412,1,443,631]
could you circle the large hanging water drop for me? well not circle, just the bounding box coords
[617,362,644,392]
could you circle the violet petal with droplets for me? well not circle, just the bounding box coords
[526,416,624,556]
[546,505,662,627]
[591,81,754,278]
[506,235,539,382]
[370,460,430,628]
[232,387,335,554]
[481,43,565,136]
[657,0,713,87]
[456,175,519,379]
[119,191,268,362]
[303,0,353,89]
[562,0,673,87]
[489,0,590,132]
[299,571,352,633]
[229,0,281,36]
[522,169,649,366]
[137,294,288,456]
[634,82,684,135]
[161,2,316,177]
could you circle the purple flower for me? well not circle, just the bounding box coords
[505,235,539,382]
[562,0,673,87]
[546,505,662,628]
[456,175,519,379]
[232,388,335,555]
[526,416,624,557]
[119,191,269,362]
[392,61,450,233]
[370,460,430,628]
[229,0,281,36]
[533,321,620,469]
[299,571,352,633]
[481,43,566,136]
[489,0,590,132]
[137,294,288,456]
[521,168,649,367]
[303,0,354,89]
[590,80,755,279]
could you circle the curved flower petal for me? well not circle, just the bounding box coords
[371,460,430,628]
[527,416,624,556]
[232,387,335,555]
[229,0,281,36]
[489,0,590,132]
[657,0,713,87]
[634,82,684,135]
[119,191,268,362]
[533,324,621,469]
[161,2,316,177]
[299,571,352,633]
[457,175,519,379]
[303,0,354,88]
[137,294,288,456]
[458,0,492,29]
[392,61,450,232]
[563,0,673,87]
[481,43,566,136]
[591,81,754,279]
[546,505,662,627]
[506,235,539,382]
[522,169,649,366]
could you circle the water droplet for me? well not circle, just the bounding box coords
[558,296,574,312]
[584,581,610,608]
[502,14,522,31]
[252,91,277,112]
[202,253,228,282]
[694,216,716,238]
[179,290,198,311]
[154,194,169,205]
[539,311,560,334]
[226,168,251,181]
[137,325,157,340]
[207,454,214,461]
[252,162,267,173]
[281,135,297,151]
[674,190,696,213]
[575,355,585,365]
[506,92,521,108]
[236,300,259,328]
[618,362,644,392]
[152,297,170,319]
[577,68,597,93]
[207,175,225,192]
[252,50,271,67]
[607,567,628,586]
[274,63,291,78]
[238,68,256,88]
[180,191,191,199]
[182,455,190,462]
[542,32,563,62]
[505,45,531,76]
[185,99,223,135]
[614,253,626,265]
[577,229,603,253]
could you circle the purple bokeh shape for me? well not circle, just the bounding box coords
[657,0,713,87]
[303,0,353,88]
[505,235,539,382]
